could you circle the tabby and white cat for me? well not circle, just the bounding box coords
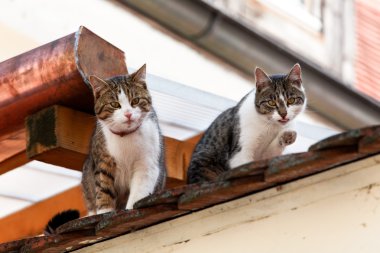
[82,64,166,214]
[187,64,306,183]
[45,65,166,234]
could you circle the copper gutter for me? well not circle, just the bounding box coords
[0,26,128,136]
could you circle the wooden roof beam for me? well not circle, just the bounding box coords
[0,129,28,175]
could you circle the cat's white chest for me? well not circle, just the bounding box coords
[229,92,283,168]
[239,119,280,158]
[101,118,160,190]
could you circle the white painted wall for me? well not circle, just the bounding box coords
[76,155,380,253]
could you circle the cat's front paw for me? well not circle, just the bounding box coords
[96,208,113,215]
[279,131,297,146]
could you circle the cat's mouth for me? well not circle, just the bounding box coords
[109,122,143,137]
[278,118,289,124]
[110,126,140,137]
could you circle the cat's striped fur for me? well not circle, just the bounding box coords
[187,64,306,183]
[82,64,166,214]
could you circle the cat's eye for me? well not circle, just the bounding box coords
[267,100,276,107]
[287,97,296,105]
[131,98,140,106]
[110,102,121,108]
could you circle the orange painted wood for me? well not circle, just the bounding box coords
[0,186,86,244]
[0,129,29,175]
[180,133,202,181]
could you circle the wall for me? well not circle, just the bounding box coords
[76,154,380,253]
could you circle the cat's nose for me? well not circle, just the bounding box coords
[280,112,287,119]
[125,112,132,120]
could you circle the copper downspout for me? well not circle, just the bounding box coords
[0,26,128,136]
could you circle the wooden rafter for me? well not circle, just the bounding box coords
[0,129,28,175]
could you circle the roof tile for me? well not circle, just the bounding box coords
[1,125,380,252]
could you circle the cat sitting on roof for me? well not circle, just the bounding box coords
[187,64,306,183]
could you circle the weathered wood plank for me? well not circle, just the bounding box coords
[0,151,29,176]
[0,237,29,253]
[19,232,99,253]
[309,125,380,151]
[164,137,185,180]
[95,204,186,236]
[177,176,271,210]
[165,134,200,181]
[134,185,188,209]
[217,159,268,181]
[0,129,28,175]
[358,127,380,154]
[26,106,95,171]
[265,147,364,183]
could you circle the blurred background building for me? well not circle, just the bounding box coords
[205,0,380,101]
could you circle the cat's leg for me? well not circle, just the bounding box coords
[262,130,297,159]
[95,176,117,214]
[94,161,117,214]
[188,162,226,183]
[229,149,255,169]
[125,161,159,210]
[82,157,97,215]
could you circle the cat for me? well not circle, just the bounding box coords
[187,64,306,184]
[81,64,166,214]
[44,65,166,234]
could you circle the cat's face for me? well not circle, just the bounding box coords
[254,64,306,125]
[88,64,152,136]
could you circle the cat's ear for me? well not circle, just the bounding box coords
[255,67,271,91]
[287,63,302,87]
[131,64,146,83]
[88,75,109,99]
